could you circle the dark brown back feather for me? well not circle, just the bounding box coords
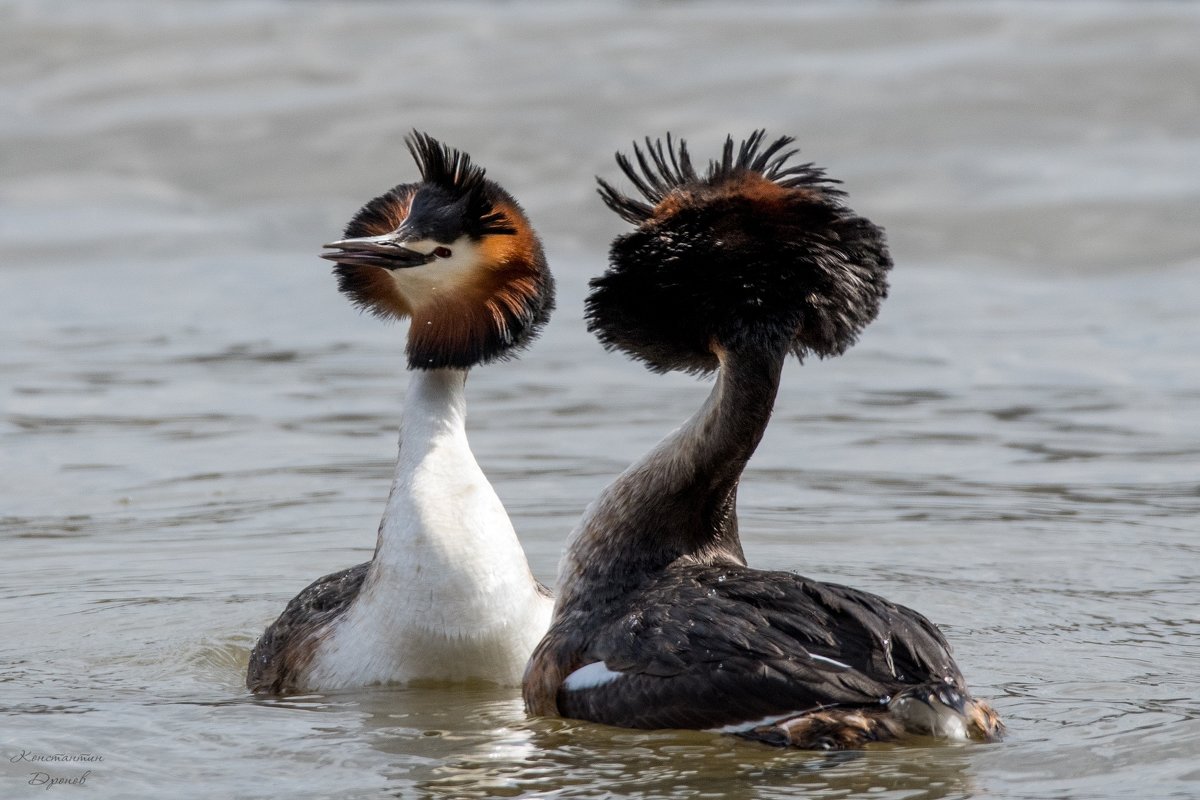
[246,562,368,694]
[550,563,964,732]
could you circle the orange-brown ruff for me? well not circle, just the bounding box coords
[246,132,554,694]
[523,132,1003,749]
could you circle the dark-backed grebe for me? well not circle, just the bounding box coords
[247,132,554,694]
[523,132,1003,748]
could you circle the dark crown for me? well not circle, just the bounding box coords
[587,131,892,374]
[404,130,515,236]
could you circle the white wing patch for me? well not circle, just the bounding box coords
[808,653,851,670]
[562,661,624,692]
[708,711,804,735]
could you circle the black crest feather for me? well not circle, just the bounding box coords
[404,130,515,235]
[405,130,487,200]
[596,130,844,225]
[588,131,891,374]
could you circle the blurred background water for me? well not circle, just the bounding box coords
[1,1,1198,798]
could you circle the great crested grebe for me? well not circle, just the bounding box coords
[524,132,1003,749]
[247,131,554,694]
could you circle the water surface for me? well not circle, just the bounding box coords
[2,2,1198,798]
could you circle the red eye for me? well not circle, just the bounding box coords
[433,246,452,259]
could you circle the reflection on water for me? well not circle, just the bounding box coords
[244,686,983,800]
[3,1,1200,798]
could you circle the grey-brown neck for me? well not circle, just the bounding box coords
[556,338,788,614]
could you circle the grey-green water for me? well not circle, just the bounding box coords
[2,2,1198,798]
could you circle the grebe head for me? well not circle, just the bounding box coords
[322,131,554,370]
[589,130,891,374]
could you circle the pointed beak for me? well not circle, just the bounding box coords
[320,233,434,270]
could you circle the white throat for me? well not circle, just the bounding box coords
[387,236,482,309]
[308,368,551,688]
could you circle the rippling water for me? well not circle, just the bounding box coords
[2,2,1198,798]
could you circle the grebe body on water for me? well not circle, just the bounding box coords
[523,132,1003,748]
[247,132,554,694]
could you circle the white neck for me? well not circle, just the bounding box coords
[308,368,551,688]
[375,367,475,572]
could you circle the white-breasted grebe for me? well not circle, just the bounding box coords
[247,131,554,694]
[523,132,1003,749]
